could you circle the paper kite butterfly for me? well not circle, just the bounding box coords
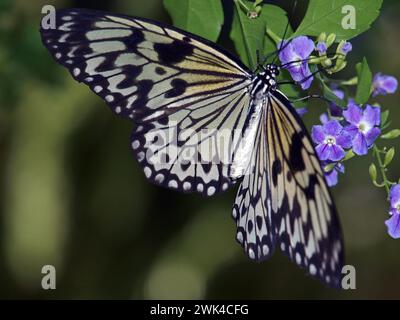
[40,8,344,287]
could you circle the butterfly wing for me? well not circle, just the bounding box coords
[232,101,276,261]
[40,9,252,195]
[233,92,344,287]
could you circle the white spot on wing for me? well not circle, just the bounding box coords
[183,181,191,191]
[309,264,317,275]
[168,180,178,189]
[197,183,204,193]
[248,248,255,260]
[236,231,243,244]
[155,174,164,183]
[132,140,140,150]
[207,186,216,196]
[144,167,151,178]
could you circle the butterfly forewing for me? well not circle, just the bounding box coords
[40,9,253,195]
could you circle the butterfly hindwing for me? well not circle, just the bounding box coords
[233,92,343,287]
[232,102,276,260]
[268,91,343,286]
[131,84,251,195]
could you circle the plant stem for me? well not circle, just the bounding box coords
[373,145,390,194]
[236,0,250,11]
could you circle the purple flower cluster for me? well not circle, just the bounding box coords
[385,184,400,239]
[312,103,381,186]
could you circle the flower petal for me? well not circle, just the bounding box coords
[343,104,362,125]
[315,144,330,161]
[333,89,345,100]
[291,36,315,59]
[317,41,327,54]
[390,184,400,208]
[365,127,380,146]
[385,214,400,239]
[319,113,329,124]
[372,73,398,96]
[352,132,368,155]
[343,124,358,139]
[311,125,325,144]
[323,119,342,136]
[325,169,339,187]
[329,145,346,161]
[296,107,308,117]
[363,105,381,127]
[340,41,352,54]
[288,62,313,90]
[336,132,353,149]
[278,40,297,65]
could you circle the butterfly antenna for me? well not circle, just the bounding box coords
[271,0,298,65]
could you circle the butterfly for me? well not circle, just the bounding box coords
[40,8,344,287]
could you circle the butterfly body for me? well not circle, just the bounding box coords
[40,8,344,287]
[250,64,280,98]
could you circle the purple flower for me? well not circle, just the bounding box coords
[340,41,352,54]
[319,112,329,124]
[324,162,345,187]
[329,88,345,117]
[278,36,315,90]
[343,104,381,155]
[317,42,327,54]
[296,107,308,117]
[372,73,398,97]
[312,119,352,161]
[385,184,400,239]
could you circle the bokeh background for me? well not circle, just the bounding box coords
[0,0,399,299]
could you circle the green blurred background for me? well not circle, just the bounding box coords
[0,0,399,299]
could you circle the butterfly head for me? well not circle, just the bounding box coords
[251,64,280,97]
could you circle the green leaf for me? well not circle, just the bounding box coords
[355,57,372,105]
[294,0,383,41]
[343,149,355,161]
[384,148,395,167]
[320,80,347,107]
[278,69,301,100]
[164,0,224,42]
[381,110,390,127]
[324,163,336,172]
[369,163,377,183]
[381,129,400,140]
[230,2,290,69]
[263,5,292,57]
